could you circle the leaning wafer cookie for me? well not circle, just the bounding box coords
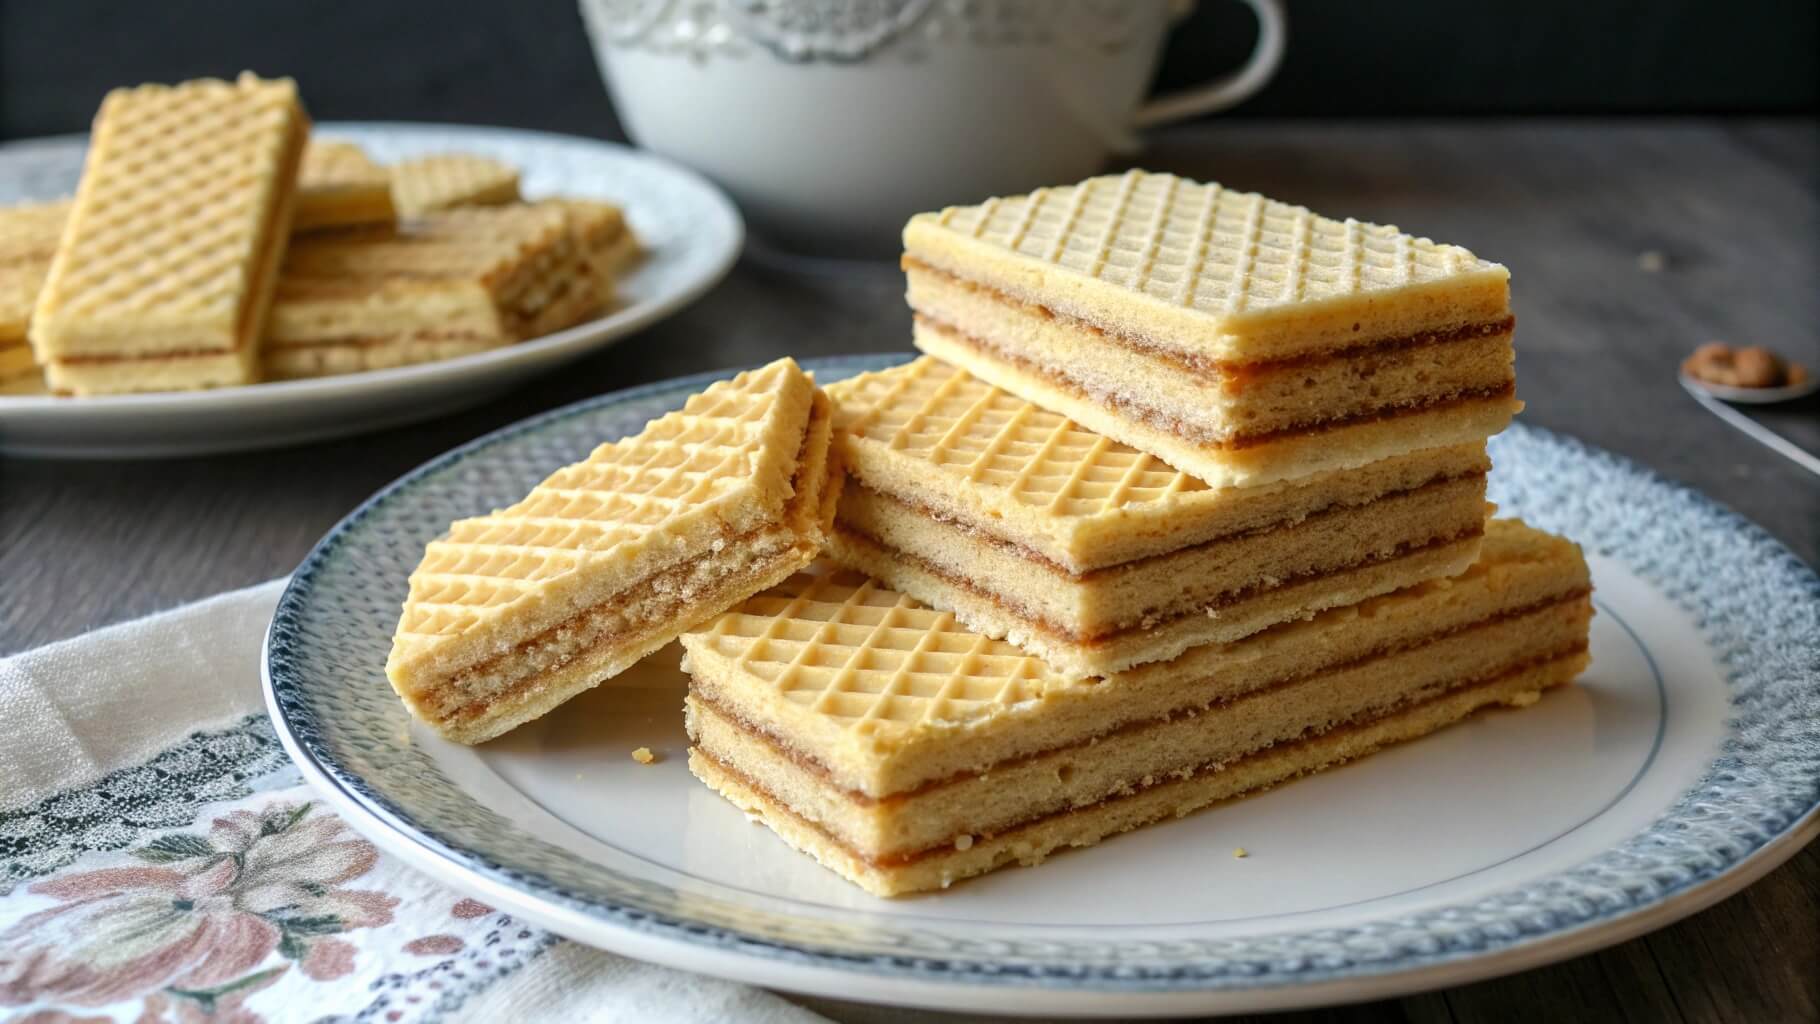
[386,358,837,744]
[29,73,309,395]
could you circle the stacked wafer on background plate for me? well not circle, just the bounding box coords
[264,202,621,379]
[293,140,397,231]
[0,200,68,394]
[5,74,641,396]
[678,170,1594,895]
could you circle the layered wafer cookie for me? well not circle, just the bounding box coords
[825,358,1488,675]
[905,171,1522,487]
[0,199,69,393]
[264,204,598,379]
[683,519,1592,896]
[392,154,520,216]
[542,198,641,303]
[30,74,309,395]
[388,358,840,744]
[293,140,396,231]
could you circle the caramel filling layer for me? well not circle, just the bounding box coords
[268,329,500,351]
[918,313,1517,450]
[903,255,1516,378]
[834,518,1485,645]
[56,348,242,364]
[693,644,1588,869]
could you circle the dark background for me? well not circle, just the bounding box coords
[2,0,1814,140]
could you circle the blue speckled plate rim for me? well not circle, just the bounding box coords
[263,353,1820,999]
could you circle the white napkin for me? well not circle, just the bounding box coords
[0,581,830,1024]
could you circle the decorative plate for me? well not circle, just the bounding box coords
[0,123,741,458]
[263,354,1820,1017]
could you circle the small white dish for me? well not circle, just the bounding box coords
[0,123,742,459]
[263,355,1820,1018]
[1678,370,1820,405]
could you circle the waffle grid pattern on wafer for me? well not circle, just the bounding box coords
[31,75,303,335]
[0,200,70,335]
[691,569,1072,735]
[393,154,520,215]
[299,140,389,190]
[833,357,1208,521]
[919,171,1498,317]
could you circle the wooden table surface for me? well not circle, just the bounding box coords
[2,119,1816,1022]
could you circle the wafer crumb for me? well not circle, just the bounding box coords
[1637,250,1666,272]
[631,747,656,765]
[1232,847,1248,859]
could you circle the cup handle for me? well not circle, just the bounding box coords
[1134,0,1287,127]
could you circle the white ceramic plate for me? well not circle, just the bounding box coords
[0,123,742,458]
[264,355,1820,1017]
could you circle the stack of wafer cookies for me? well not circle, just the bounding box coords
[0,200,69,394]
[675,170,1594,895]
[29,74,309,395]
[4,76,641,396]
[264,202,626,379]
[366,168,1588,895]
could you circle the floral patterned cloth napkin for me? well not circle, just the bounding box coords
[0,581,832,1024]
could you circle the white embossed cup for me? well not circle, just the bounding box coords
[580,0,1286,255]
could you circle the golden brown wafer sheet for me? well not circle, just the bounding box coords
[30,74,309,394]
[388,358,836,744]
[904,171,1520,485]
[681,519,1593,895]
[263,204,596,379]
[392,153,520,216]
[294,140,395,231]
